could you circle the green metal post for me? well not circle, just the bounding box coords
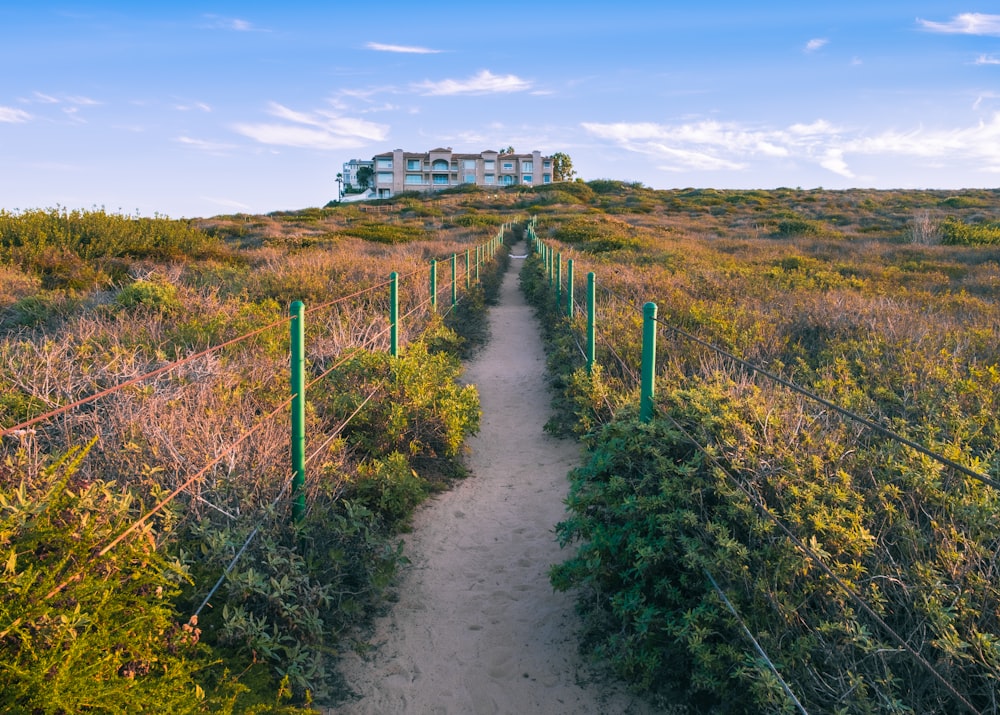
[556,253,562,301]
[451,253,457,308]
[566,259,575,319]
[476,245,481,284]
[290,301,306,523]
[465,249,471,290]
[587,272,596,374]
[390,272,399,357]
[640,302,658,423]
[430,259,437,313]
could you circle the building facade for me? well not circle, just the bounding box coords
[341,158,374,191]
[371,148,553,198]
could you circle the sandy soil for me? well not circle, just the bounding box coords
[332,242,661,714]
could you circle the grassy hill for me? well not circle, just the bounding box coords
[1,182,998,712]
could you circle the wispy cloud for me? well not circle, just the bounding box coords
[0,107,32,123]
[65,95,101,106]
[202,15,265,32]
[22,92,101,106]
[174,101,212,112]
[805,38,829,52]
[918,13,1000,36]
[366,41,443,54]
[175,136,238,153]
[975,54,1000,65]
[232,101,389,150]
[413,70,533,96]
[583,113,1000,178]
[201,196,251,210]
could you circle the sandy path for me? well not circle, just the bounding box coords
[333,241,658,714]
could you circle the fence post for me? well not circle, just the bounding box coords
[390,271,399,357]
[587,272,596,374]
[465,249,471,290]
[290,301,306,523]
[556,253,562,301]
[430,259,437,313]
[451,253,457,308]
[640,302,658,423]
[566,259,575,318]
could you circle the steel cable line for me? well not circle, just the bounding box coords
[303,280,392,316]
[651,314,999,491]
[704,568,810,715]
[77,396,295,571]
[0,313,294,437]
[658,407,983,715]
[587,273,996,489]
[401,294,435,322]
[305,323,393,391]
[192,385,381,621]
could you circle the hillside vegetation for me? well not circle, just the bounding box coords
[1,182,999,712]
[520,182,1000,714]
[0,200,509,711]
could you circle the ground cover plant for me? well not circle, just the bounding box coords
[522,184,1000,713]
[0,198,511,710]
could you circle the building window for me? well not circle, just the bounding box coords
[521,161,533,172]
[432,159,449,171]
[522,174,533,183]
[543,160,551,169]
[502,161,514,171]
[405,174,423,185]
[484,174,495,185]
[377,172,393,183]
[376,158,392,169]
[433,174,449,185]
[484,160,495,171]
[543,173,552,184]
[407,159,420,170]
[502,175,514,185]
[463,159,477,170]
[464,174,476,183]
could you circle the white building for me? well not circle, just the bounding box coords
[371,148,553,199]
[341,158,374,192]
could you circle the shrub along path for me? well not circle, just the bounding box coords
[334,240,660,714]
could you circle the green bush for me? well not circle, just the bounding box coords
[322,339,480,473]
[0,442,236,713]
[339,222,427,244]
[449,212,505,228]
[552,372,1000,714]
[773,217,828,237]
[352,452,429,527]
[116,278,181,313]
[0,208,227,269]
[940,217,1000,245]
[552,216,640,253]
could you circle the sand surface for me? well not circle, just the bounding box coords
[333,241,659,714]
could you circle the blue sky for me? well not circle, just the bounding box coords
[3,2,1000,217]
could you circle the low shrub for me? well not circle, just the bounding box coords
[0,442,242,713]
[339,222,428,244]
[321,339,480,475]
[116,278,182,313]
[940,217,1000,245]
[448,212,505,228]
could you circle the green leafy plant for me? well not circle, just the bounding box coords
[0,441,235,713]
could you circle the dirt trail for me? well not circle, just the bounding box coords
[334,240,658,714]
